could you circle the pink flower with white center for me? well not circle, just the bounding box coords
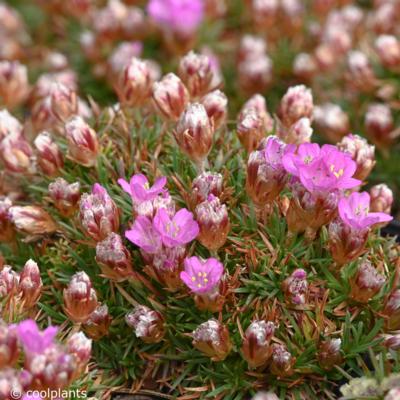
[153,208,199,247]
[118,174,167,204]
[338,192,392,231]
[180,257,223,294]
[125,215,162,254]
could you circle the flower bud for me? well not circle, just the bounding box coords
[285,117,313,144]
[0,322,19,368]
[96,233,134,281]
[337,134,375,181]
[238,35,267,62]
[174,103,214,166]
[79,184,120,242]
[18,259,42,309]
[251,0,279,30]
[0,60,29,109]
[0,132,33,174]
[350,261,385,303]
[65,116,99,167]
[30,97,58,133]
[270,344,295,377]
[48,178,81,217]
[84,304,112,340]
[192,319,231,361]
[0,196,14,242]
[108,41,143,77]
[317,339,342,370]
[365,103,394,149]
[246,137,288,207]
[314,44,336,72]
[63,271,98,324]
[9,205,57,236]
[242,320,275,368]
[313,103,350,143]
[195,195,230,251]
[205,0,226,18]
[375,35,400,70]
[0,109,23,141]
[386,388,400,400]
[191,171,223,206]
[0,266,19,298]
[200,90,228,130]
[293,53,317,81]
[34,131,64,176]
[126,305,165,343]
[347,51,376,92]
[178,51,217,99]
[50,83,78,122]
[152,73,190,121]
[370,184,393,215]
[279,85,313,128]
[67,332,92,375]
[237,108,267,153]
[282,269,309,307]
[385,334,400,350]
[328,219,369,266]
[238,55,273,95]
[115,57,153,107]
[383,289,400,331]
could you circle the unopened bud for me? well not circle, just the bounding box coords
[0,322,19,368]
[192,319,231,361]
[191,171,223,207]
[385,334,400,350]
[65,116,99,167]
[0,197,14,242]
[84,304,112,340]
[152,73,190,121]
[50,83,78,122]
[79,184,120,242]
[347,51,376,92]
[279,85,313,128]
[270,343,295,377]
[0,266,19,298]
[0,61,29,109]
[126,305,165,343]
[0,109,23,141]
[337,134,375,181]
[313,103,350,143]
[238,55,273,95]
[63,271,98,324]
[238,35,267,62]
[242,320,275,368]
[9,205,57,236]
[293,53,317,80]
[0,132,33,174]
[317,339,342,370]
[19,259,42,309]
[116,57,153,107]
[200,90,228,130]
[237,109,268,153]
[67,332,92,374]
[174,103,214,166]
[34,131,64,176]
[370,184,393,215]
[365,103,394,149]
[282,269,309,307]
[285,117,313,144]
[178,51,217,99]
[251,0,279,30]
[350,261,385,303]
[48,178,81,217]
[375,35,400,70]
[195,195,230,251]
[96,233,134,281]
[383,289,400,331]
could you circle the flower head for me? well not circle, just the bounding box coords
[125,215,162,253]
[118,174,167,204]
[153,208,199,247]
[180,256,223,294]
[17,320,58,354]
[338,192,392,231]
[147,0,204,36]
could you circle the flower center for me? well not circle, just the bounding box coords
[166,221,180,237]
[190,271,209,289]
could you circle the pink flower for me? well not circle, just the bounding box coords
[282,143,322,176]
[338,191,393,230]
[263,135,288,171]
[147,0,204,35]
[125,215,162,253]
[16,319,58,354]
[154,208,199,247]
[180,257,223,294]
[118,174,167,204]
